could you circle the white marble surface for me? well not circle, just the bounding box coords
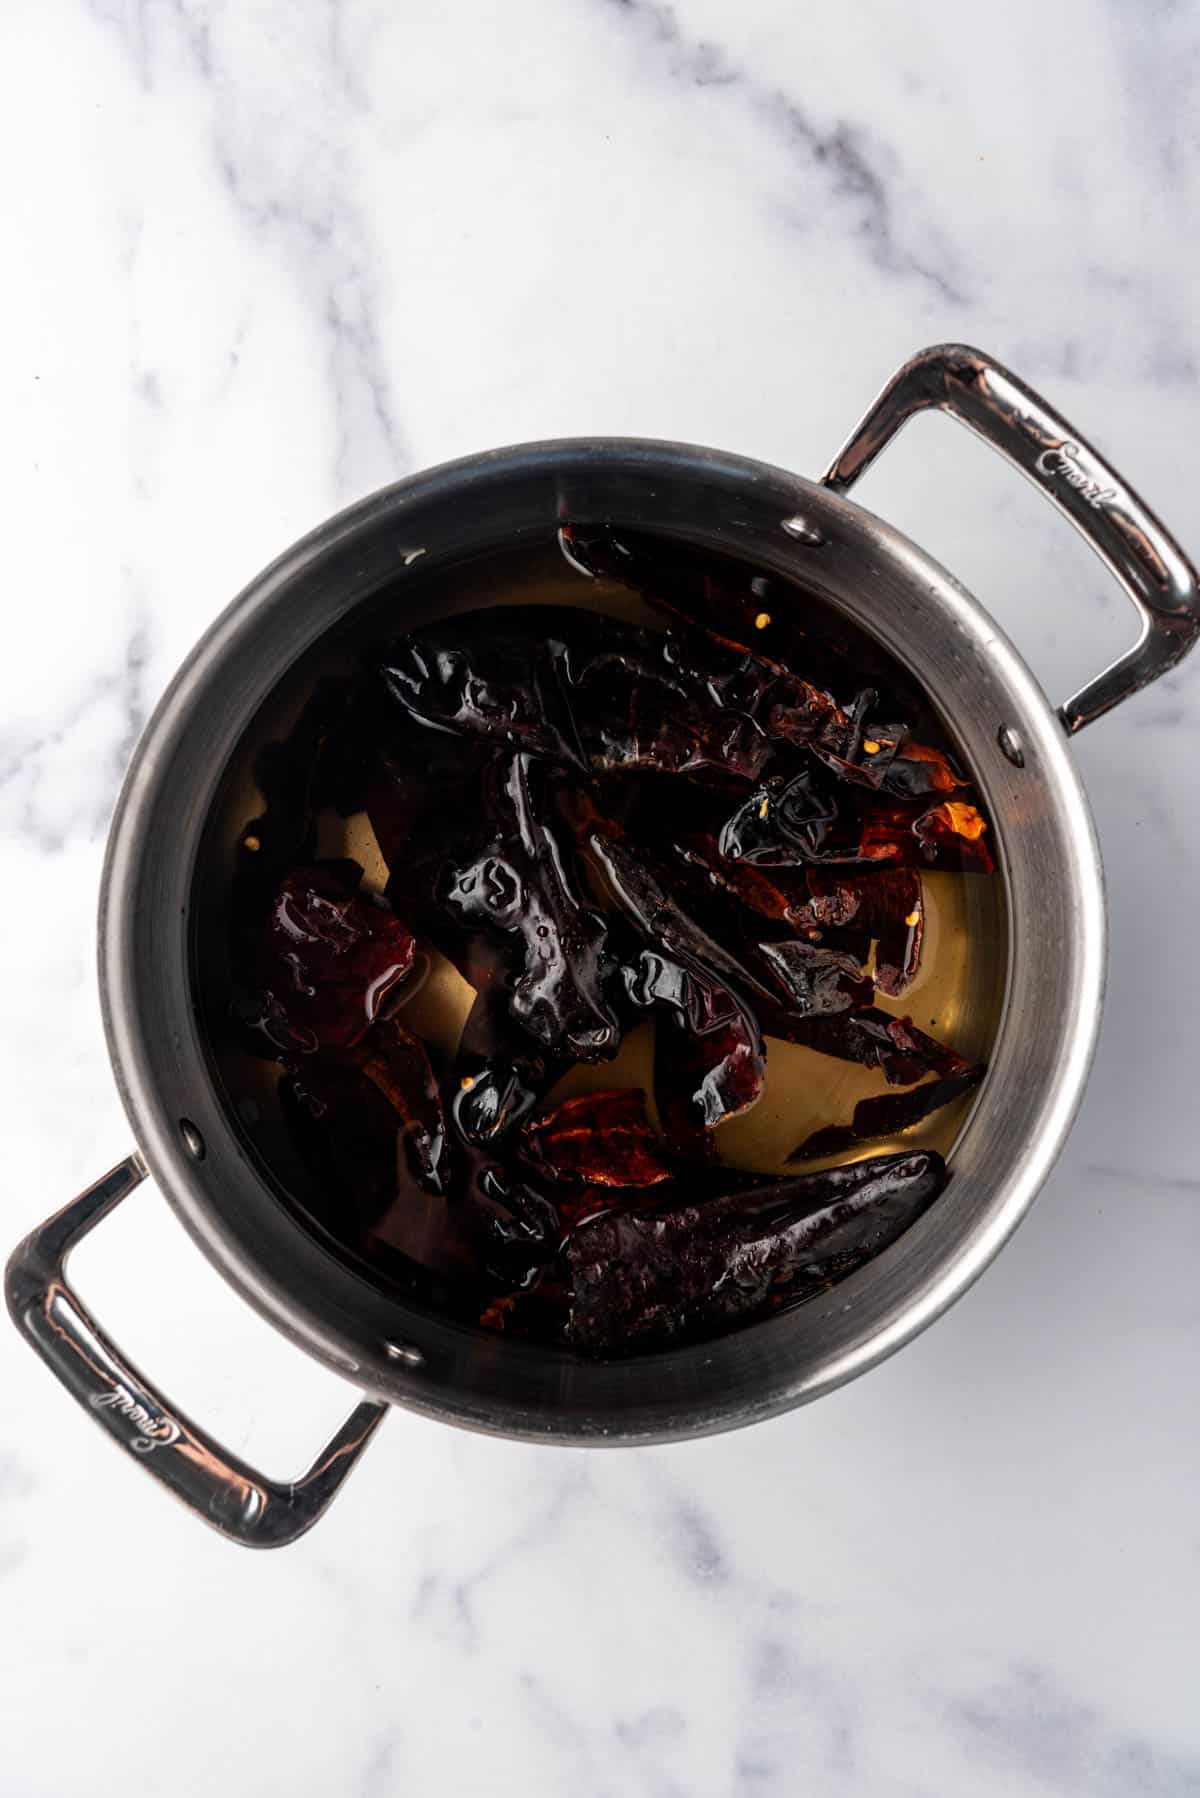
[2,2,1199,1792]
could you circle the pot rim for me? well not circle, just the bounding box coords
[98,437,1105,1442]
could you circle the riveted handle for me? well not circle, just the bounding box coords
[5,1155,386,1548]
[822,342,1200,732]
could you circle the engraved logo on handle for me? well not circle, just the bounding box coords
[90,1383,182,1454]
[1035,442,1118,511]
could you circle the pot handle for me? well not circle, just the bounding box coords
[4,1154,387,1549]
[821,342,1200,733]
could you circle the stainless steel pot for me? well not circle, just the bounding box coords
[9,344,1198,1547]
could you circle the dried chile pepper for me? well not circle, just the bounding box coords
[379,608,774,782]
[558,522,931,709]
[561,524,972,803]
[563,1149,947,1352]
[522,1088,675,1188]
[354,1018,451,1196]
[781,1007,976,1083]
[613,832,874,1021]
[791,867,925,995]
[624,947,766,1141]
[717,770,992,873]
[584,833,767,1137]
[442,753,621,1061]
[793,1068,984,1159]
[278,1040,470,1306]
[753,937,874,1017]
[246,860,417,1055]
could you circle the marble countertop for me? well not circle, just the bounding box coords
[2,4,1198,1793]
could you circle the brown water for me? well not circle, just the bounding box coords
[201,535,1009,1281]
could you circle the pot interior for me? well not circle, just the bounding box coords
[192,528,1009,1357]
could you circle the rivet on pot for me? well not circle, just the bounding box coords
[179,1118,206,1161]
[997,724,1025,768]
[384,1340,425,1369]
[780,515,825,546]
